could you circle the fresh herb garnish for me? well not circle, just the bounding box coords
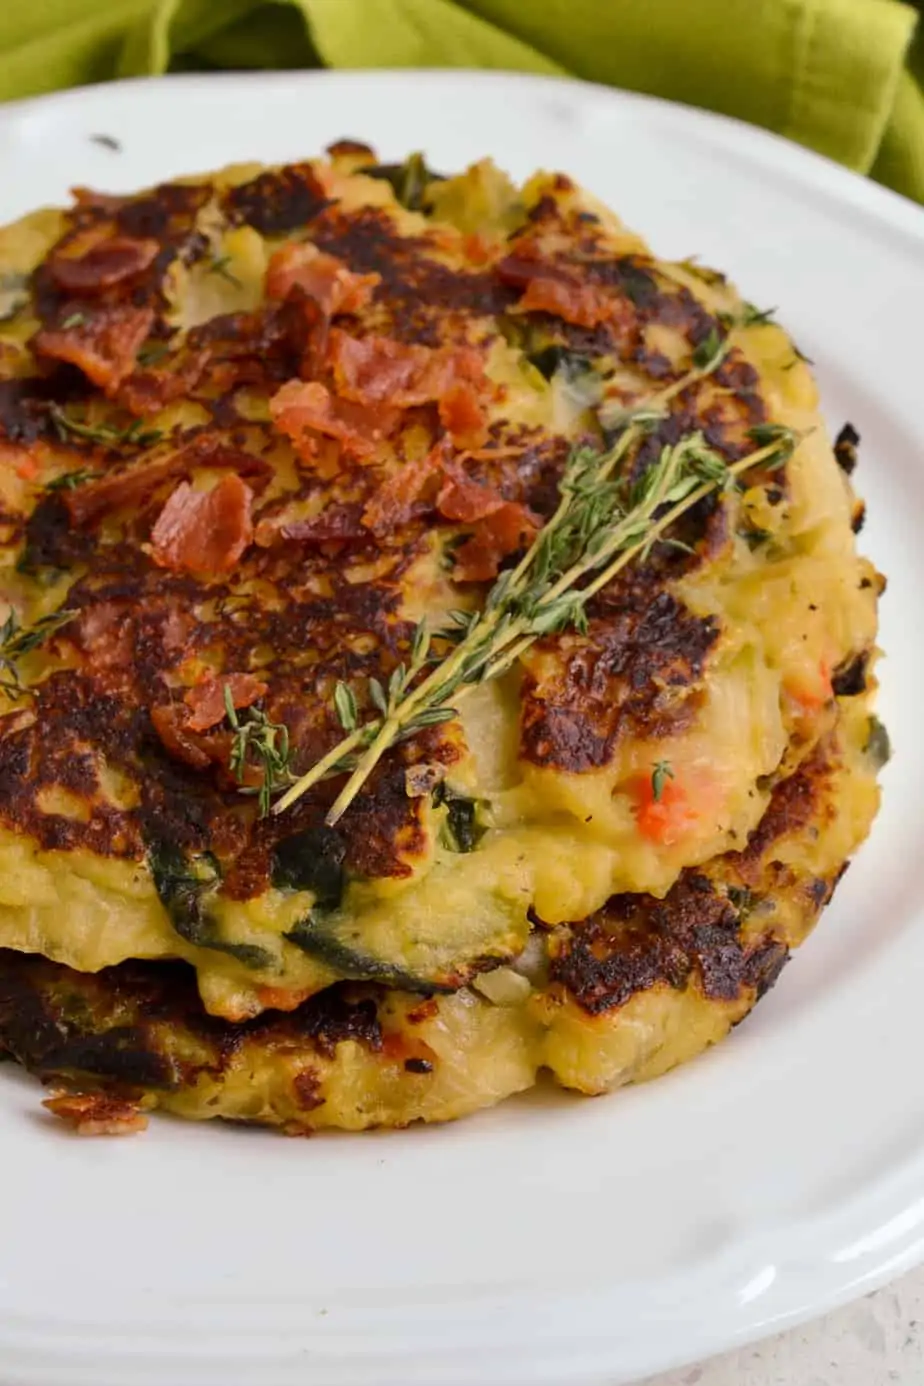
[224,685,294,817]
[50,405,163,450]
[46,468,95,492]
[783,342,815,370]
[691,327,727,372]
[736,303,777,328]
[0,606,75,698]
[207,254,242,288]
[747,424,799,464]
[274,418,799,824]
[265,314,801,824]
[650,760,674,803]
[60,311,87,330]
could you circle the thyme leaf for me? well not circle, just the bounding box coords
[50,405,163,450]
[224,686,294,817]
[651,760,674,802]
[0,606,75,698]
[46,468,95,492]
[207,254,242,288]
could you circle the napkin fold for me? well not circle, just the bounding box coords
[0,0,921,204]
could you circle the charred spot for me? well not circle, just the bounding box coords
[285,987,384,1058]
[831,650,869,698]
[552,870,790,1016]
[0,377,66,445]
[581,256,658,308]
[404,1056,433,1074]
[18,494,95,574]
[736,745,831,864]
[742,940,789,1000]
[834,422,859,475]
[520,588,719,771]
[224,164,330,235]
[116,181,211,240]
[342,762,430,880]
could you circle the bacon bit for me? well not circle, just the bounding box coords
[437,469,506,523]
[150,474,254,577]
[256,502,370,549]
[185,672,268,733]
[498,252,615,329]
[151,703,212,770]
[361,439,447,534]
[65,440,270,526]
[328,330,486,409]
[269,379,398,461]
[518,277,612,328]
[265,243,379,316]
[48,236,160,294]
[117,348,209,416]
[452,501,539,582]
[150,703,247,782]
[34,304,154,394]
[439,382,489,448]
[43,1092,148,1137]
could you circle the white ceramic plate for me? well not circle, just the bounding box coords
[0,69,922,1386]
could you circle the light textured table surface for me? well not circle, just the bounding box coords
[639,1270,924,1385]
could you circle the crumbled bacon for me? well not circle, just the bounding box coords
[150,474,254,577]
[452,501,539,582]
[438,382,488,448]
[328,330,486,409]
[48,236,160,294]
[255,502,370,549]
[516,276,612,328]
[185,672,268,733]
[436,469,506,522]
[34,305,154,394]
[265,243,379,316]
[117,348,209,416]
[361,440,447,535]
[65,439,270,526]
[269,379,397,461]
[498,252,614,329]
[43,1092,148,1137]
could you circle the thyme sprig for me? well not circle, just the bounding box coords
[50,405,163,450]
[223,686,294,817]
[275,416,800,824]
[46,468,96,492]
[0,606,75,698]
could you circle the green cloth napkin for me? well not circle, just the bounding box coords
[1,0,922,204]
